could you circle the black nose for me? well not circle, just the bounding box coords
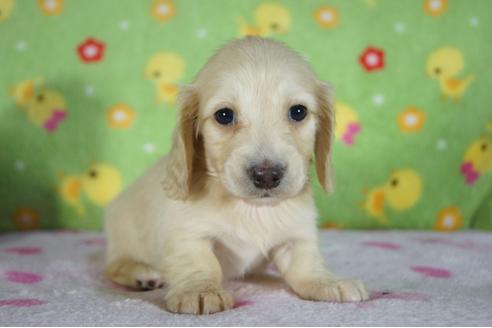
[248,163,285,189]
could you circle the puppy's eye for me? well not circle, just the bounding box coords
[289,104,307,122]
[214,108,235,125]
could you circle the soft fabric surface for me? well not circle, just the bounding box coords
[1,230,491,326]
[1,1,492,232]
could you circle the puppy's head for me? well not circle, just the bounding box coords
[163,37,335,204]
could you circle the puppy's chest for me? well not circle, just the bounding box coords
[213,204,303,277]
[213,235,264,278]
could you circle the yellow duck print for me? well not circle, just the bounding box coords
[0,0,14,21]
[335,102,361,146]
[362,186,386,222]
[239,2,291,37]
[9,78,67,133]
[362,169,423,224]
[58,163,122,215]
[58,173,85,215]
[460,134,492,186]
[426,46,474,102]
[10,78,41,106]
[82,163,122,206]
[145,52,185,105]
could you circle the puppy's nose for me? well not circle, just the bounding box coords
[248,163,285,189]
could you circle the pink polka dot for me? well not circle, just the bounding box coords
[80,238,106,246]
[362,241,401,250]
[416,237,492,252]
[370,291,431,301]
[411,266,451,278]
[233,300,254,308]
[4,247,42,255]
[54,229,81,234]
[0,299,44,307]
[417,237,472,249]
[5,271,43,284]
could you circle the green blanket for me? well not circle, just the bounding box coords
[1,0,491,232]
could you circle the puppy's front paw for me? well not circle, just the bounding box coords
[165,287,233,315]
[294,278,368,302]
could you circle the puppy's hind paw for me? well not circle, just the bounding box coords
[165,287,233,315]
[295,278,368,303]
[105,258,163,291]
[136,278,164,291]
[132,264,164,291]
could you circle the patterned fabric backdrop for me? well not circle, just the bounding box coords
[1,0,491,232]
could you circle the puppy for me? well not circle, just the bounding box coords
[104,37,368,314]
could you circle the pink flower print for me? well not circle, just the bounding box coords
[410,266,451,278]
[362,241,401,250]
[4,247,42,255]
[0,299,45,307]
[460,161,479,185]
[341,122,361,146]
[43,109,67,133]
[5,271,43,284]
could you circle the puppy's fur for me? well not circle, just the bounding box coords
[105,37,368,314]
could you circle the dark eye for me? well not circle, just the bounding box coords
[289,104,307,122]
[37,94,44,102]
[214,108,235,125]
[153,71,160,78]
[434,67,441,75]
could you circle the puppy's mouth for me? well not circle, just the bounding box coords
[245,189,277,200]
[241,187,290,205]
[242,193,282,206]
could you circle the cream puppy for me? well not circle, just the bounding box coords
[104,37,368,314]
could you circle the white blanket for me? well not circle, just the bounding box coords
[1,230,491,326]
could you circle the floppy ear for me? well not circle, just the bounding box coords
[314,81,336,193]
[162,85,204,200]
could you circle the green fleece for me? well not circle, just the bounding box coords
[0,0,491,231]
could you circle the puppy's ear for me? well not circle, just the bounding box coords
[162,85,204,200]
[314,81,335,193]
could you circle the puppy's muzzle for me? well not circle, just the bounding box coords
[247,161,285,190]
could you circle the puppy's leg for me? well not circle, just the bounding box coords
[272,239,368,302]
[105,257,164,291]
[162,239,233,315]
